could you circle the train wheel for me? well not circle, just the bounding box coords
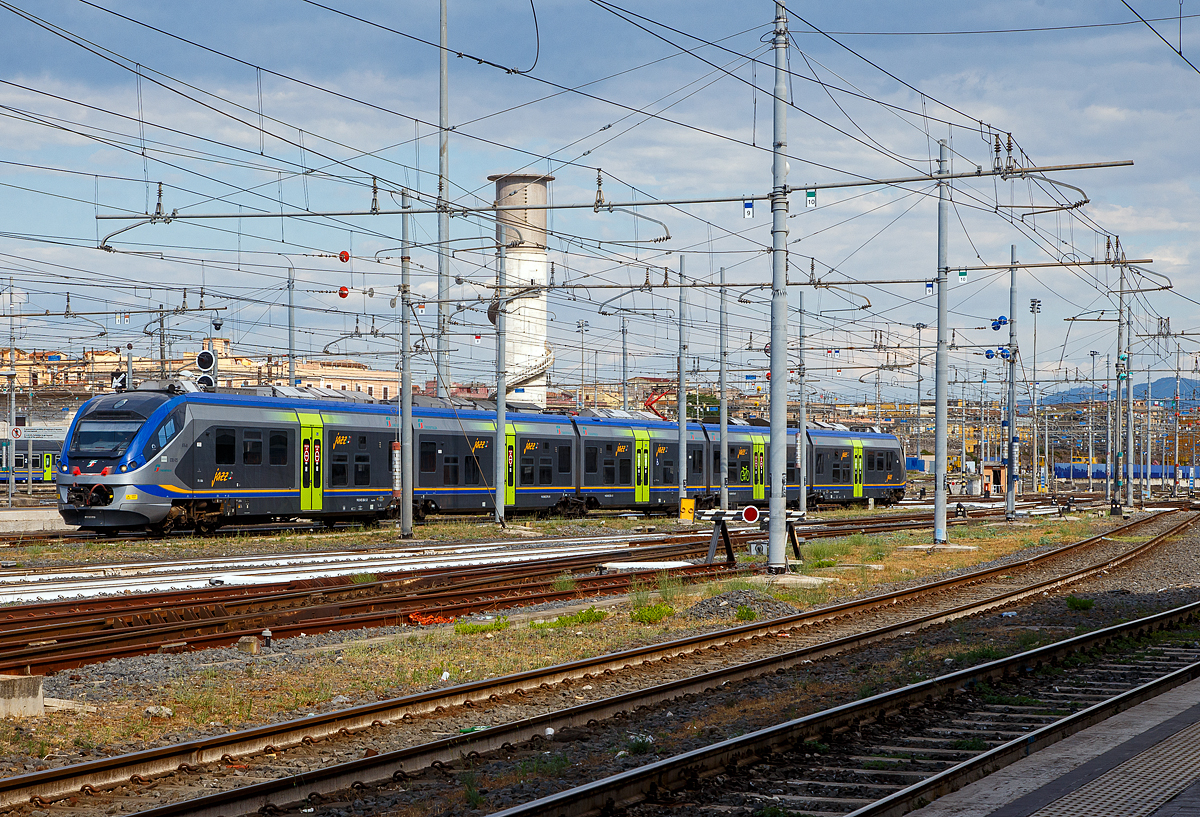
[148,520,175,537]
[194,520,220,536]
[102,528,121,538]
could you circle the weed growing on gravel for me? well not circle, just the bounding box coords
[628,576,651,609]
[553,572,577,593]
[808,558,837,568]
[530,607,607,630]
[1066,595,1095,611]
[454,617,510,635]
[631,603,674,624]
[952,736,988,751]
[801,740,830,754]
[350,572,377,584]
[1015,630,1049,651]
[459,771,485,808]
[626,734,655,755]
[516,752,570,776]
[703,578,758,597]
[735,605,757,621]
[656,571,684,605]
[949,644,1008,664]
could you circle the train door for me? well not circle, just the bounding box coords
[42,453,53,482]
[852,439,864,498]
[298,414,324,512]
[752,436,766,501]
[633,430,650,503]
[505,426,516,507]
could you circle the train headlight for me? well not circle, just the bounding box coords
[119,465,127,473]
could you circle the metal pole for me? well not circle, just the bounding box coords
[7,281,13,507]
[915,323,924,457]
[494,205,507,526]
[766,1,790,571]
[158,305,166,379]
[435,0,450,397]
[1089,351,1097,490]
[678,255,687,505]
[400,190,414,537]
[719,266,729,510]
[933,139,949,544]
[25,434,30,497]
[1145,364,1152,501]
[797,287,806,516]
[621,317,628,411]
[288,264,295,386]
[1175,343,1181,496]
[1030,299,1039,491]
[1126,313,1134,506]
[1005,246,1017,520]
[1106,354,1112,502]
[126,346,133,390]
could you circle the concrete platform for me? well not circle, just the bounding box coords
[0,506,70,533]
[909,674,1200,816]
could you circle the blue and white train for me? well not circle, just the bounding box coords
[56,383,906,534]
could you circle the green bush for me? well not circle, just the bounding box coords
[1066,595,1095,611]
[530,607,608,630]
[735,605,757,621]
[631,603,674,624]
[454,617,510,635]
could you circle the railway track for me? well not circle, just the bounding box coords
[0,509,1190,815]
[491,601,1200,817]
[0,500,1118,672]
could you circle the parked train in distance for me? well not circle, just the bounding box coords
[56,382,906,535]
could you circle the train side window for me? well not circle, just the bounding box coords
[358,435,367,450]
[691,450,703,475]
[243,430,263,466]
[521,457,535,485]
[420,441,437,473]
[269,431,289,466]
[33,454,41,468]
[557,444,572,473]
[787,466,796,484]
[886,451,894,471]
[215,428,236,465]
[443,456,459,485]
[585,446,598,474]
[331,454,349,486]
[815,452,825,474]
[662,460,675,485]
[727,446,738,484]
[539,457,553,484]
[713,448,720,472]
[619,458,632,485]
[14,454,25,469]
[355,454,371,486]
[603,458,616,485]
[464,456,481,485]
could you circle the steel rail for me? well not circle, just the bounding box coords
[104,512,1199,817]
[486,596,1200,817]
[0,511,1183,811]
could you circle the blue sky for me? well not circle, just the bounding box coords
[0,1,1196,406]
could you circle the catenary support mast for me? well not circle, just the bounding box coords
[436,0,450,396]
[933,140,950,544]
[766,0,791,572]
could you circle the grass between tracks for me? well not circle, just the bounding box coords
[0,510,1146,768]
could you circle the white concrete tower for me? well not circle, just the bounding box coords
[489,173,554,408]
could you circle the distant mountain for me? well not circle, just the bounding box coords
[1037,376,1200,408]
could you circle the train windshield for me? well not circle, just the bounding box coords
[70,420,145,456]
